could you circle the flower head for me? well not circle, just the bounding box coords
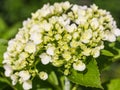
[2,1,120,90]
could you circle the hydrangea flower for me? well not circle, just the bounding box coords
[39,71,48,80]
[3,1,120,89]
[23,80,32,90]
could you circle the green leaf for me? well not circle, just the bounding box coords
[0,77,11,87]
[60,76,66,90]
[0,39,8,67]
[48,71,59,86]
[107,78,120,90]
[101,50,114,57]
[68,58,102,88]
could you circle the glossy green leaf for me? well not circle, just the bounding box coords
[68,58,102,88]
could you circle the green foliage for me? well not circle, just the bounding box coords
[48,71,59,86]
[107,78,120,90]
[68,58,102,88]
[0,77,11,87]
[0,18,7,34]
[101,50,114,57]
[1,22,21,39]
[0,39,7,67]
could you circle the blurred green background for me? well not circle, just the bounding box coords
[0,0,120,90]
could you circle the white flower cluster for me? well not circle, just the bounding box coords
[3,1,120,90]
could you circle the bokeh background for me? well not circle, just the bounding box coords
[0,0,120,90]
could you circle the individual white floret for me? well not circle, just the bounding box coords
[49,16,57,24]
[3,52,11,64]
[54,3,63,13]
[82,48,91,56]
[90,4,98,11]
[75,16,87,25]
[90,18,99,30]
[3,52,9,59]
[39,53,51,65]
[54,34,62,40]
[62,51,71,61]
[19,70,31,81]
[23,18,31,27]
[78,8,86,16]
[65,24,77,33]
[30,24,43,33]
[49,6,55,14]
[105,14,113,22]
[62,1,71,10]
[103,30,116,42]
[71,5,78,13]
[98,9,106,16]
[81,29,92,43]
[58,16,70,26]
[73,32,79,39]
[23,80,32,90]
[24,42,36,53]
[40,4,51,17]
[32,11,39,19]
[46,46,55,56]
[79,5,88,10]
[3,64,13,77]
[30,32,42,45]
[91,47,100,58]
[7,40,17,52]
[29,24,43,34]
[73,61,86,71]
[70,40,79,48]
[39,71,48,80]
[10,74,18,85]
[43,23,53,31]
[112,28,120,36]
